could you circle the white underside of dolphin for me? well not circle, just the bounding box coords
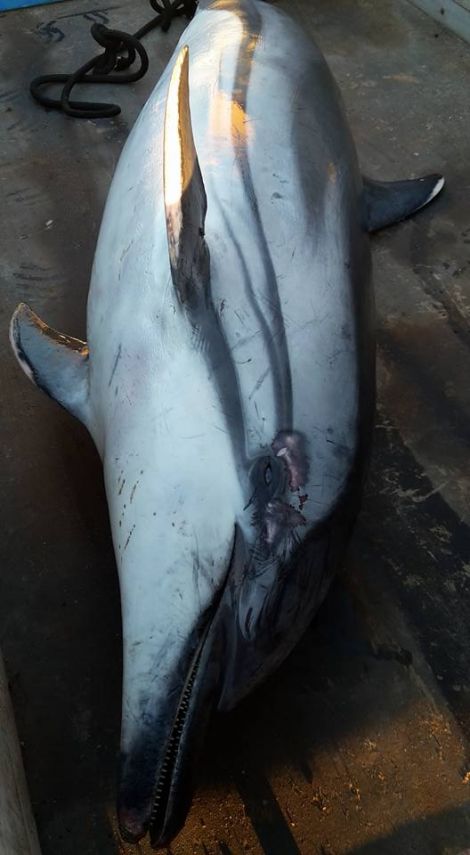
[10,0,444,847]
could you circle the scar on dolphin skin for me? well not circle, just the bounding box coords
[108,343,122,387]
[272,430,309,491]
[264,499,306,546]
[123,524,136,552]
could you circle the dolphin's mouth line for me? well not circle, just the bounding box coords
[148,625,207,843]
[147,527,239,846]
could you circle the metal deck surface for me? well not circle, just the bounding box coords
[1,1,470,852]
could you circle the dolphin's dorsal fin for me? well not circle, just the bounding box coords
[362,174,444,232]
[164,45,209,304]
[10,303,90,425]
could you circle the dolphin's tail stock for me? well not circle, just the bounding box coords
[362,173,445,231]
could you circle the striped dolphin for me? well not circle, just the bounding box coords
[9,0,444,847]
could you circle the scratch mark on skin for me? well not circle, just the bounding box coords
[119,239,133,265]
[254,400,266,423]
[212,423,230,434]
[124,524,136,552]
[108,344,122,387]
[130,482,139,503]
[118,478,126,496]
[230,328,262,352]
[248,367,270,401]
[234,309,249,328]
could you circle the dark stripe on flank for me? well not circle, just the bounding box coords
[231,1,293,431]
[209,0,293,434]
[218,207,290,453]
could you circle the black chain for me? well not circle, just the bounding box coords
[30,0,198,119]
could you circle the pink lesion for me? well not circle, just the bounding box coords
[272,430,309,492]
[264,500,306,546]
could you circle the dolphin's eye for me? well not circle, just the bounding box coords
[246,456,285,513]
[249,455,284,501]
[264,463,273,486]
[259,456,283,494]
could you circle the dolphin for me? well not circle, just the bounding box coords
[9,0,444,847]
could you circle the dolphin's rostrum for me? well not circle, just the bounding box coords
[9,0,444,848]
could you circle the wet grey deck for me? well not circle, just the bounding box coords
[1,1,470,852]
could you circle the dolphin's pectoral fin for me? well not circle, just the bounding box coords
[10,302,90,424]
[362,173,445,232]
[163,45,209,305]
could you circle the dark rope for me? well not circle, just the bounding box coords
[30,0,198,119]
